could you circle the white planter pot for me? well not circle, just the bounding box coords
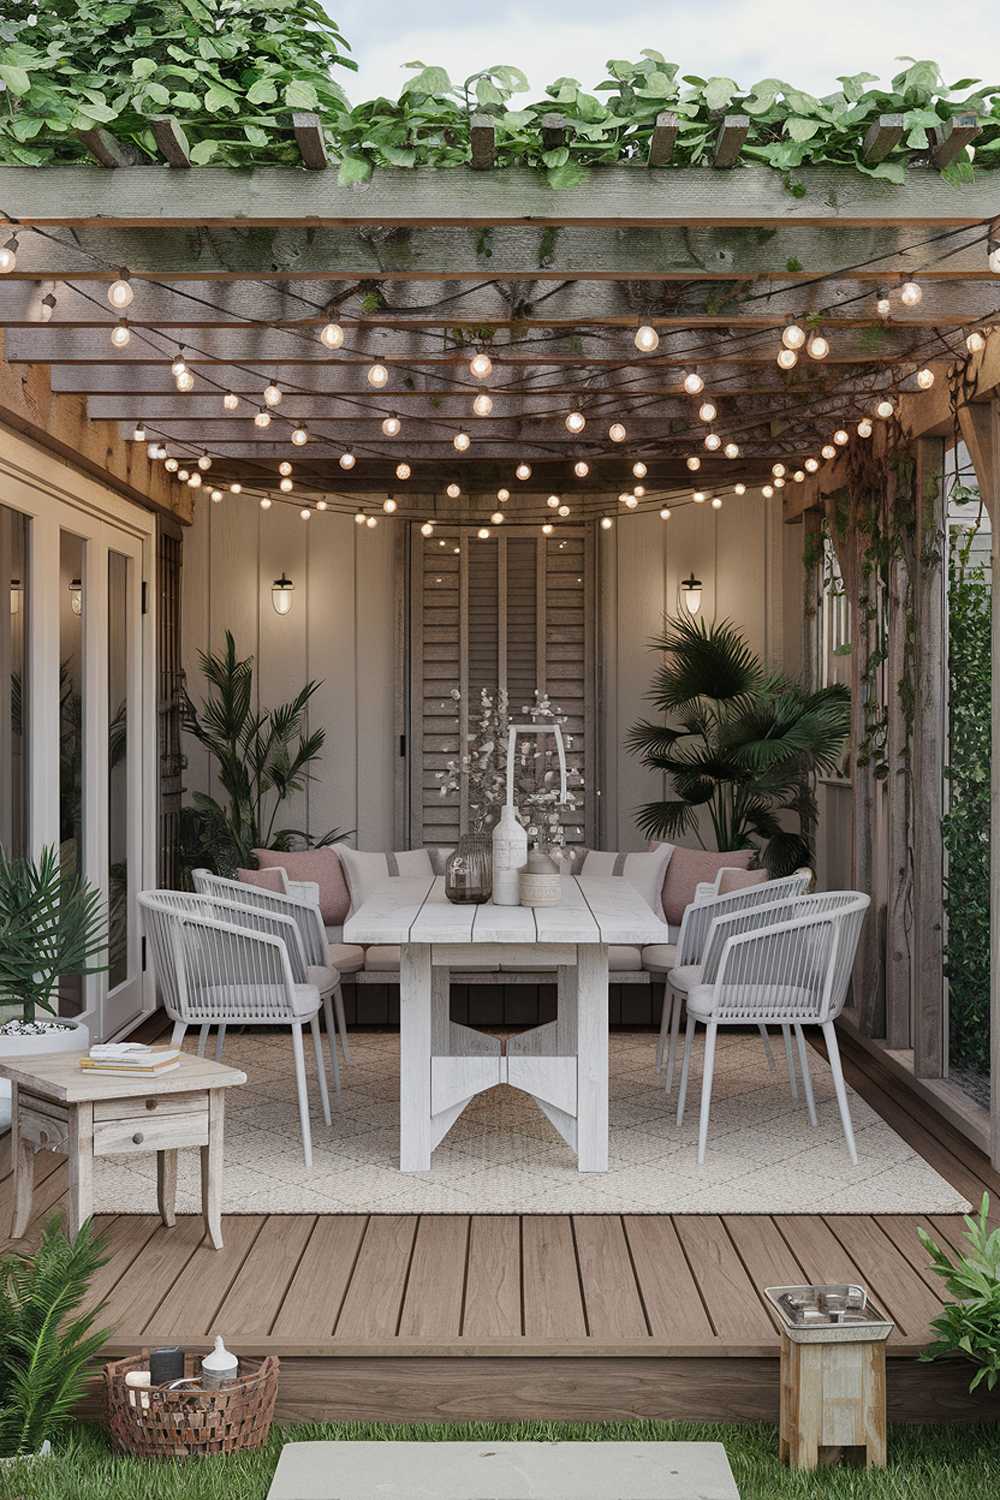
[0,1441,52,1467]
[0,1017,89,1133]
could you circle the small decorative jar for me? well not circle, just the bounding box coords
[519,846,562,907]
[445,834,493,904]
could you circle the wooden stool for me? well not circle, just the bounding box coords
[0,1051,246,1248]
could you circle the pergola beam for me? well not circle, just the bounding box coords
[862,114,905,165]
[291,113,329,171]
[151,118,193,169]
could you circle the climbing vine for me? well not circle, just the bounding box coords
[1,11,999,183]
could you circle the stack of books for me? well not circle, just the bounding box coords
[80,1043,182,1076]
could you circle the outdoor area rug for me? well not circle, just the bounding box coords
[92,1030,970,1216]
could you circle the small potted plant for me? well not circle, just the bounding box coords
[0,845,108,1130]
[0,1217,110,1465]
[918,1193,1000,1394]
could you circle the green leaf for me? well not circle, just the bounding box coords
[381,144,416,167]
[131,58,157,80]
[786,116,821,141]
[402,65,452,97]
[284,79,318,112]
[243,124,269,147]
[546,160,589,190]
[704,77,739,112]
[337,153,372,185]
[189,138,219,164]
[141,83,170,107]
[203,83,239,114]
[247,77,278,107]
[0,65,31,97]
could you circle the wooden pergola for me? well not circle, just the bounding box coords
[1,156,999,1165]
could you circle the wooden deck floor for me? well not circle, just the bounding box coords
[3,1034,997,1423]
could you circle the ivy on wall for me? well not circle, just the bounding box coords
[943,519,991,1078]
[1,7,999,184]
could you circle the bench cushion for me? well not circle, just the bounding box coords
[326,943,365,974]
[641,943,678,973]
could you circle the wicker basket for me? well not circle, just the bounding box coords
[104,1351,279,1458]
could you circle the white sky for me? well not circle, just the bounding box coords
[328,0,999,104]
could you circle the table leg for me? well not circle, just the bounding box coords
[67,1102,94,1239]
[400,943,432,1171]
[575,944,609,1172]
[10,1086,34,1240]
[200,1088,225,1249]
[157,1150,178,1228]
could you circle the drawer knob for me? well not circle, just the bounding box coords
[145,1099,158,1111]
[132,1132,144,1145]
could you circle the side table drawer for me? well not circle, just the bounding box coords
[94,1090,207,1122]
[93,1111,209,1157]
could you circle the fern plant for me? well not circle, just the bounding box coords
[918,1194,1000,1392]
[0,1217,110,1459]
[0,845,108,1026]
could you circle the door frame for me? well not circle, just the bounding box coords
[0,425,157,1038]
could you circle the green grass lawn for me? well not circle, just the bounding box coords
[5,1421,1000,1500]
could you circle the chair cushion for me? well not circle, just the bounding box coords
[338,847,434,914]
[326,943,365,974]
[667,963,703,993]
[200,982,320,1020]
[306,964,339,992]
[651,844,755,926]
[581,846,673,919]
[641,944,678,973]
[717,867,769,895]
[686,982,815,1021]
[236,866,287,893]
[252,845,351,925]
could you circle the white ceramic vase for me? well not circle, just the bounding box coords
[492,804,528,906]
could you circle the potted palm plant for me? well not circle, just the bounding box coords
[627,615,850,873]
[0,845,108,1129]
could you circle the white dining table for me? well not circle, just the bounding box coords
[343,874,672,1172]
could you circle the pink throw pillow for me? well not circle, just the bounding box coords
[251,846,351,925]
[653,844,755,926]
[236,866,286,894]
[717,867,768,895]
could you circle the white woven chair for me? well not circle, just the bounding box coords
[139,890,333,1166]
[192,869,351,1068]
[649,870,812,1092]
[674,891,869,1165]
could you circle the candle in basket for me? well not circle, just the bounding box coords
[201,1334,239,1389]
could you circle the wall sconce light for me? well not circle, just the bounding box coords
[680,573,703,615]
[271,572,294,616]
[69,577,83,616]
[9,577,22,615]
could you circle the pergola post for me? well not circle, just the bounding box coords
[885,536,913,1052]
[912,436,947,1078]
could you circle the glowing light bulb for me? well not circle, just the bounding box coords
[355,512,366,525]
[777,348,798,370]
[916,367,935,390]
[807,334,830,360]
[176,369,194,392]
[876,295,892,319]
[773,476,785,488]
[280,477,294,492]
[263,382,282,407]
[491,511,505,525]
[734,482,747,495]
[683,372,704,395]
[704,433,721,451]
[188,472,201,487]
[260,496,272,509]
[382,415,401,436]
[110,320,130,348]
[366,515,378,528]
[574,460,590,478]
[900,281,922,307]
[210,489,223,503]
[833,429,849,446]
[291,426,308,446]
[876,398,895,419]
[608,422,627,443]
[686,455,701,472]
[171,354,187,378]
[600,516,613,530]
[857,419,873,438]
[692,491,706,504]
[542,522,554,535]
[223,391,239,411]
[470,351,493,379]
[724,442,739,459]
[989,246,1000,274]
[339,450,356,469]
[0,238,18,274]
[793,470,805,482]
[497,488,510,502]
[624,495,638,510]
[320,322,344,349]
[565,410,586,433]
[420,521,434,537]
[515,463,531,481]
[632,461,647,478]
[821,443,836,460]
[177,469,189,482]
[558,504,570,517]
[711,496,723,509]
[473,393,493,416]
[762,484,774,498]
[634,324,659,352]
[396,462,411,480]
[698,402,717,424]
[659,507,671,520]
[966,330,986,354]
[782,324,807,350]
[453,431,471,451]
[197,454,212,471]
[230,482,242,494]
[772,464,786,478]
[477,527,490,540]
[618,492,632,504]
[634,485,645,498]
[107,276,134,310]
[383,497,397,513]
[301,508,312,520]
[805,457,819,472]
[317,500,328,511]
[446,482,461,498]
[165,458,178,472]
[547,495,561,509]
[367,363,389,388]
[253,410,271,427]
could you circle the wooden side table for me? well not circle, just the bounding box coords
[1,1051,246,1249]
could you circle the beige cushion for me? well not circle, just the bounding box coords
[306,964,339,992]
[667,963,703,993]
[338,847,434,913]
[581,847,673,919]
[326,942,365,974]
[686,981,814,1020]
[652,844,755,926]
[641,944,678,973]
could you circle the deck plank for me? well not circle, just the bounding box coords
[875,1215,954,1299]
[211,1215,315,1338]
[462,1215,522,1339]
[144,1215,266,1340]
[79,1214,162,1316]
[623,1215,715,1344]
[723,1215,808,1332]
[398,1216,470,1340]
[522,1215,587,1340]
[674,1216,773,1343]
[98,1217,207,1336]
[824,1215,944,1339]
[335,1215,418,1341]
[271,1215,368,1341]
[573,1216,648,1340]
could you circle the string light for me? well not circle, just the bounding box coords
[686,455,701,471]
[491,511,505,525]
[657,507,670,521]
[965,330,986,354]
[692,491,706,504]
[453,431,471,451]
[188,472,201,487]
[366,515,378,528]
[229,482,242,494]
[574,460,590,478]
[301,508,312,520]
[263,381,282,407]
[367,363,389,388]
[876,294,892,319]
[989,245,1000,274]
[477,527,490,540]
[396,462,411,480]
[734,482,747,495]
[916,367,935,389]
[762,484,774,498]
[821,443,836,460]
[833,428,849,445]
[107,273,133,310]
[618,492,632,504]
[176,369,194,392]
[793,470,805,482]
[40,292,57,321]
[515,463,532,480]
[171,353,187,378]
[875,398,895,419]
[210,488,223,503]
[558,504,570,517]
[132,423,146,443]
[807,334,830,360]
[278,461,292,476]
[600,516,614,530]
[470,351,493,379]
[320,322,344,349]
[110,320,130,348]
[446,482,461,498]
[497,488,510,502]
[177,470,190,483]
[382,414,402,435]
[565,410,586,433]
[339,450,356,469]
[633,485,645,498]
[711,496,723,509]
[704,433,721,451]
[698,402,717,424]
[899,280,923,307]
[777,348,798,370]
[772,463,786,478]
[355,511,367,525]
[623,495,638,509]
[291,426,308,445]
[420,521,434,536]
[724,442,739,459]
[634,324,659,352]
[805,457,819,472]
[223,391,239,411]
[683,372,704,395]
[608,422,627,443]
[0,235,19,274]
[472,393,493,416]
[773,476,785,488]
[165,458,178,472]
[547,495,561,509]
[383,497,397,512]
[541,522,554,535]
[857,418,873,438]
[280,477,294,492]
[632,461,647,478]
[782,324,806,350]
[197,454,212,471]
[260,496,272,509]
[253,409,271,427]
[316,500,328,511]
